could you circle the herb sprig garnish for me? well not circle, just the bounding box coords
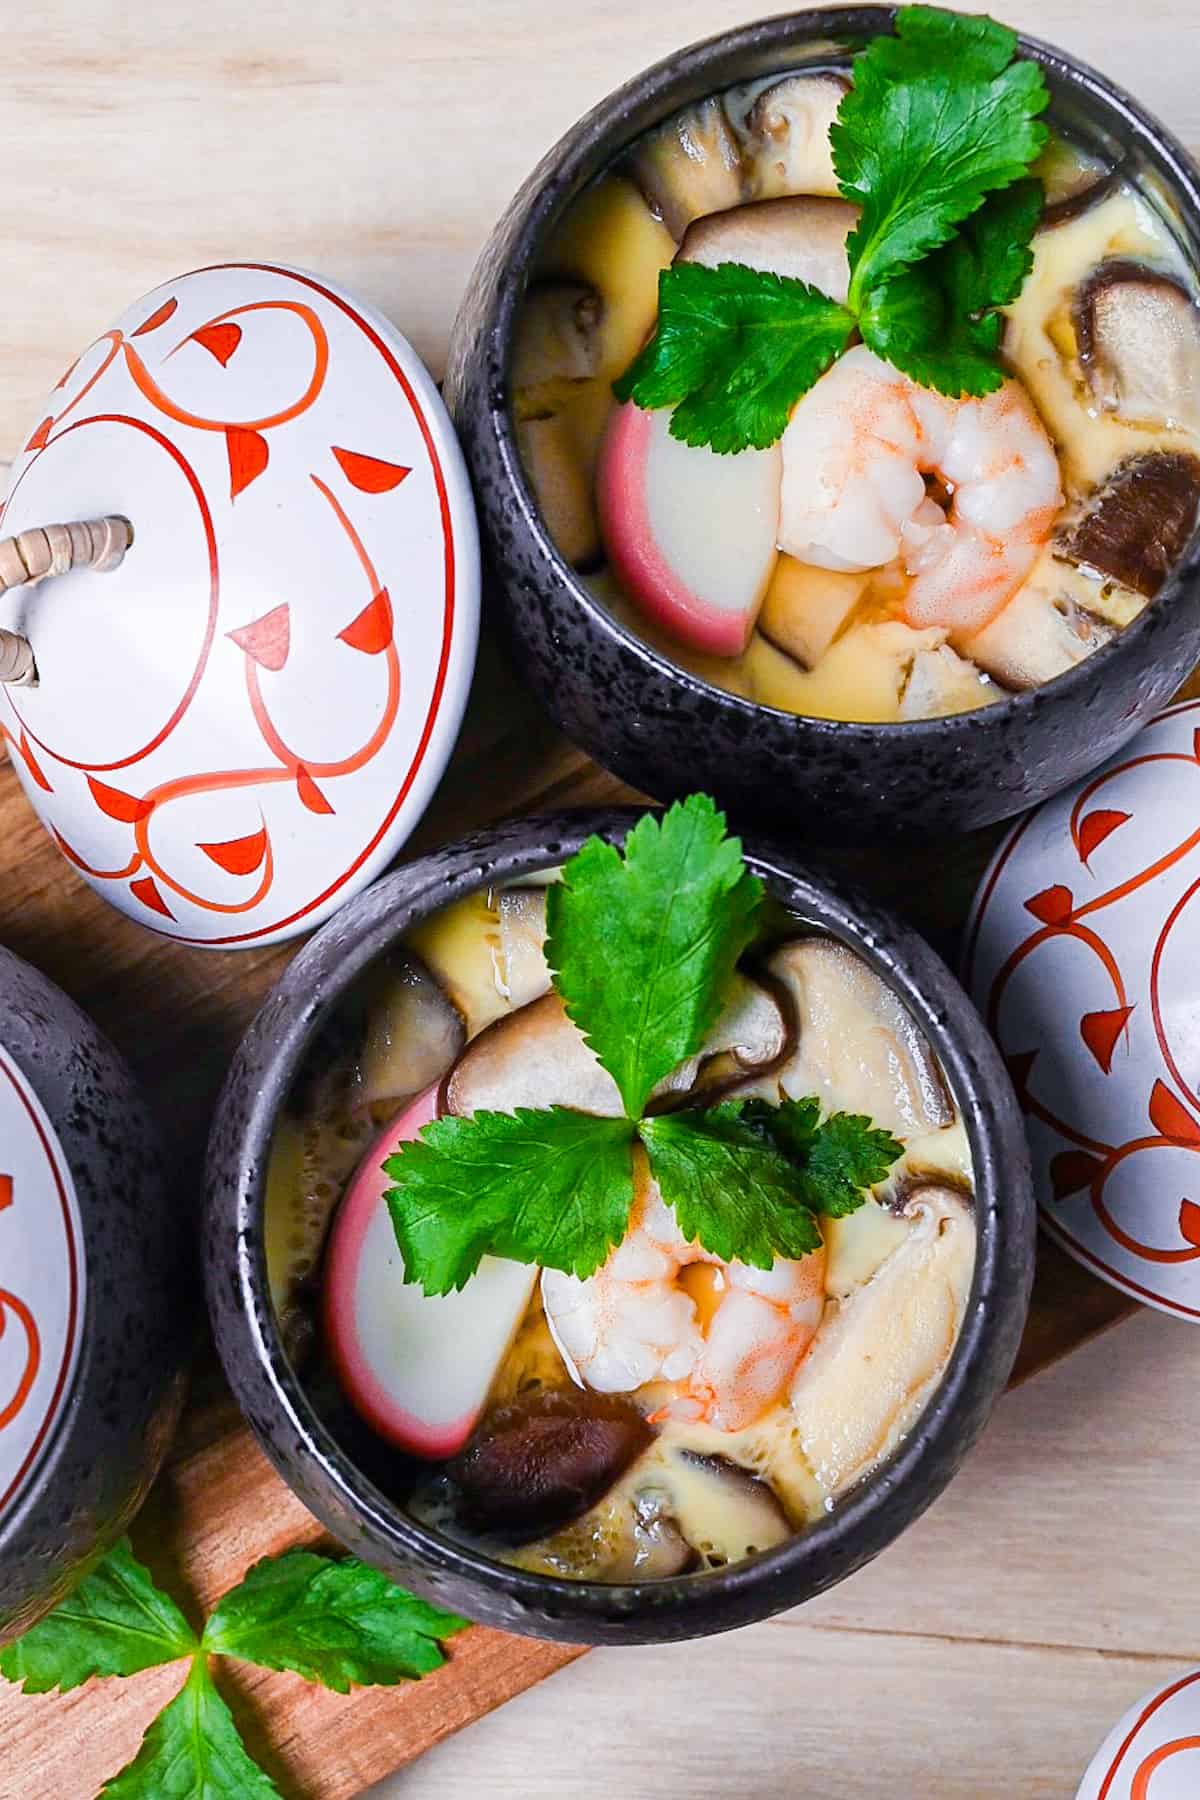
[0,1539,466,1798]
[385,795,903,1295]
[614,5,1050,450]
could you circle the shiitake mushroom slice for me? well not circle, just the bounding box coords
[1073,259,1200,429]
[512,280,606,570]
[444,990,623,1118]
[1035,134,1119,229]
[628,96,745,241]
[960,551,1117,690]
[761,937,954,1137]
[675,195,855,301]
[743,73,847,201]
[450,1388,655,1539]
[789,1184,975,1500]
[1056,452,1200,598]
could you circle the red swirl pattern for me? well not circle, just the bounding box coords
[1095,1670,1200,1799]
[0,1064,81,1519]
[966,701,1200,1316]
[0,263,459,945]
[0,1180,40,1434]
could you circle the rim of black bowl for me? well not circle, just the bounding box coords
[208,809,1035,1640]
[481,5,1200,744]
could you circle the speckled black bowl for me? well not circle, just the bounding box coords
[204,809,1035,1644]
[444,8,1200,846]
[0,947,190,1643]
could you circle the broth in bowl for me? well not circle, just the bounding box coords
[512,36,1200,724]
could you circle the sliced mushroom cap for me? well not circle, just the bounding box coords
[358,952,468,1112]
[765,937,954,1137]
[445,990,622,1118]
[959,548,1118,690]
[406,891,514,1040]
[661,1448,792,1566]
[629,97,746,242]
[511,279,605,406]
[511,281,605,570]
[450,1388,655,1539]
[898,642,1002,719]
[1035,135,1117,229]
[822,1198,912,1300]
[788,1184,975,1498]
[1074,259,1200,430]
[1056,451,1200,598]
[676,196,856,303]
[653,970,790,1108]
[497,887,552,1011]
[744,73,847,201]
[625,1489,699,1578]
[264,1092,379,1366]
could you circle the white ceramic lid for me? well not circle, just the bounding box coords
[0,263,480,948]
[1077,1667,1200,1798]
[0,1044,85,1522]
[964,699,1200,1320]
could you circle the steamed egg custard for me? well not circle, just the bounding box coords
[512,24,1200,724]
[265,849,978,1584]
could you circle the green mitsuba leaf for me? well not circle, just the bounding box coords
[99,1659,281,1800]
[0,1539,198,1696]
[836,5,1049,309]
[203,1553,467,1691]
[728,1098,905,1219]
[545,795,764,1118]
[614,261,856,453]
[639,1106,825,1267]
[386,1107,638,1295]
[859,177,1044,396]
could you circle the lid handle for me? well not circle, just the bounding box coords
[0,518,132,687]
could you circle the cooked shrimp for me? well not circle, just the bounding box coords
[541,1169,826,1433]
[778,346,1063,637]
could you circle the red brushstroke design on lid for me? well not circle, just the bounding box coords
[1024,884,1074,925]
[297,767,334,815]
[339,588,393,656]
[1149,1080,1200,1145]
[191,322,242,366]
[132,296,178,336]
[87,778,153,824]
[1074,808,1130,865]
[332,446,411,492]
[1080,1006,1134,1074]
[228,604,290,672]
[1050,1150,1105,1201]
[226,426,269,498]
[130,876,175,920]
[198,826,269,877]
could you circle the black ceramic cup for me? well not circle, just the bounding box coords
[0,947,190,1642]
[204,810,1036,1644]
[444,8,1200,846]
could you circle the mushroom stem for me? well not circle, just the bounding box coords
[0,516,132,687]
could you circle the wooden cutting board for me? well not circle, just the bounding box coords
[0,617,1146,1800]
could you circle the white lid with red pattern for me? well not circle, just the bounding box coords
[0,263,479,948]
[964,699,1200,1320]
[1077,1667,1200,1798]
[0,1044,85,1522]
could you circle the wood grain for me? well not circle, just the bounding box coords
[0,0,1195,1794]
[387,1307,1200,1800]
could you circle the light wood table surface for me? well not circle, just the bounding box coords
[375,1308,1200,1799]
[3,3,1198,1797]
